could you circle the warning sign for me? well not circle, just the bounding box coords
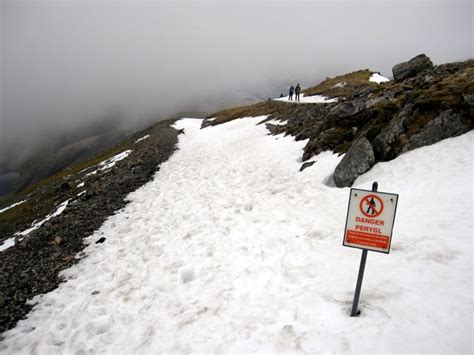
[360,194,383,217]
[343,188,398,253]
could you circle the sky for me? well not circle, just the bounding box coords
[0,0,472,166]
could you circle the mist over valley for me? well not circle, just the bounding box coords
[1,0,471,196]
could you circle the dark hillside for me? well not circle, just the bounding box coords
[0,119,180,333]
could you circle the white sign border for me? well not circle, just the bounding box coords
[342,187,399,254]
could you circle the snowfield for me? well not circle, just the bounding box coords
[0,117,472,354]
[275,93,338,103]
[369,73,390,84]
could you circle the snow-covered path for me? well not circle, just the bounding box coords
[1,118,472,354]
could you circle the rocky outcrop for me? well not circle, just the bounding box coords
[372,104,413,161]
[205,55,472,187]
[329,99,366,118]
[392,54,433,82]
[333,137,375,187]
[406,109,471,150]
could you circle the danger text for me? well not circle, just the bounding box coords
[355,216,384,226]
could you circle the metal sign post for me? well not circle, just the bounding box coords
[342,181,399,317]
[350,182,377,316]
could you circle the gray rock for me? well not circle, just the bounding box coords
[423,74,436,85]
[365,96,387,109]
[463,94,474,106]
[333,137,375,187]
[407,109,471,150]
[329,99,365,118]
[299,161,315,172]
[201,119,215,128]
[392,54,433,82]
[372,105,412,160]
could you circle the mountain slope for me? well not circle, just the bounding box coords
[204,56,473,187]
[1,117,471,353]
[0,119,180,333]
[0,55,472,351]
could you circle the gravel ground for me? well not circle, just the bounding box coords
[0,119,180,335]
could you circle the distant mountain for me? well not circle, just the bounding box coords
[13,133,125,193]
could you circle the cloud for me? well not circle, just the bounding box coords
[1,0,472,166]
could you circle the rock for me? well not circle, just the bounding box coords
[372,105,412,160]
[329,99,365,118]
[53,236,62,245]
[299,161,315,172]
[60,181,70,190]
[423,74,436,85]
[333,137,375,187]
[407,109,471,150]
[352,86,376,98]
[201,119,215,128]
[463,94,474,106]
[95,237,106,244]
[392,54,433,82]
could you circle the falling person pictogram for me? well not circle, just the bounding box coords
[366,197,376,215]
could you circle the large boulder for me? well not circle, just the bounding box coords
[372,104,412,160]
[406,109,471,150]
[333,137,375,187]
[392,54,433,82]
[329,99,365,118]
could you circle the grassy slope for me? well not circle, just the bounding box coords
[0,134,139,242]
[303,69,376,98]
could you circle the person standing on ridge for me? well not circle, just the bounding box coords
[289,85,294,101]
[295,83,301,101]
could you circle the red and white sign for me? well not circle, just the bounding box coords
[343,188,398,253]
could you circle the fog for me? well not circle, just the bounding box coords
[1,0,472,168]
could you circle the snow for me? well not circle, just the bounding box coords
[134,135,150,144]
[332,81,347,88]
[0,200,26,214]
[15,199,70,238]
[84,150,133,177]
[275,93,338,104]
[369,73,390,84]
[0,117,472,354]
[0,237,15,252]
[84,170,97,177]
[265,119,288,126]
[98,150,133,170]
[3,199,70,253]
[77,182,85,188]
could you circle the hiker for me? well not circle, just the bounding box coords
[295,83,301,101]
[289,86,294,101]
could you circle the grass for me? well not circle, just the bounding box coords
[0,138,136,241]
[206,101,284,126]
[303,69,378,98]
[415,67,474,110]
